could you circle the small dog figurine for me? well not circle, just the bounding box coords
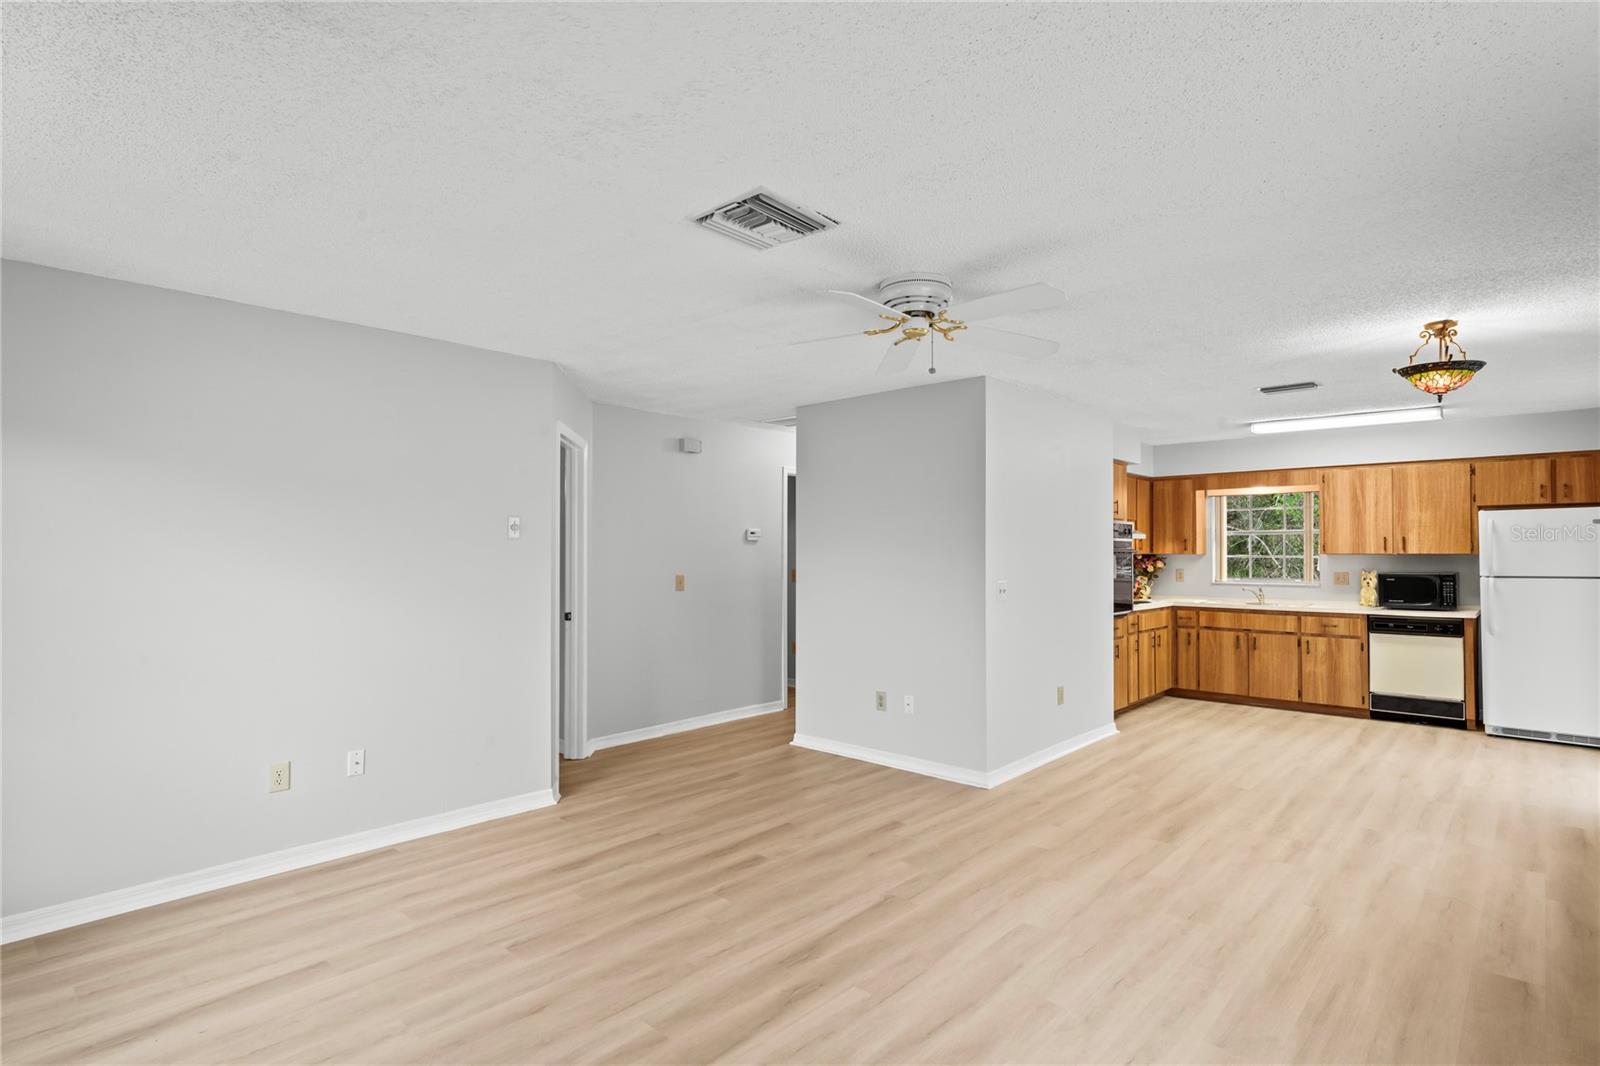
[1359,569,1379,608]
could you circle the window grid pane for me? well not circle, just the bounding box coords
[1215,491,1320,585]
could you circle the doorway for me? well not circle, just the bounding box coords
[782,467,796,711]
[554,423,589,801]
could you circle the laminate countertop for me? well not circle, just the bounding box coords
[1129,597,1480,621]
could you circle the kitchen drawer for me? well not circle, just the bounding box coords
[1299,614,1364,638]
[1114,615,1129,640]
[1175,608,1198,627]
[1196,609,1295,632]
[1133,608,1171,632]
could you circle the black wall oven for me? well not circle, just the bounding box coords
[1114,520,1134,614]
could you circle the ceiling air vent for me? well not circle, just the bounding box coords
[693,188,839,250]
[1259,381,1320,394]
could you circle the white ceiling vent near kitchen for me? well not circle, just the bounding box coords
[692,188,839,250]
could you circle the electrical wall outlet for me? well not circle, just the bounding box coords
[268,761,291,793]
[1057,685,1065,706]
[903,694,915,715]
[674,572,686,591]
[1333,571,1351,586]
[346,749,365,777]
[507,515,522,540]
[1175,568,1185,582]
[875,690,887,712]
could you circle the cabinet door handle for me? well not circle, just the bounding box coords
[1234,634,1240,649]
[1252,636,1258,651]
[1402,534,1408,552]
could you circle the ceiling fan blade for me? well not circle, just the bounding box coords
[825,289,903,317]
[958,324,1060,360]
[951,282,1067,323]
[787,330,874,349]
[875,337,917,376]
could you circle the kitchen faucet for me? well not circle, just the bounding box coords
[1244,586,1267,604]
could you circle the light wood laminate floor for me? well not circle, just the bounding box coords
[4,697,1597,1064]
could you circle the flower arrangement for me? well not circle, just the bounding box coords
[1133,554,1166,602]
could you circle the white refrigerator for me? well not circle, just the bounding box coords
[1479,506,1600,746]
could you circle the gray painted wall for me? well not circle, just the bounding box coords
[1148,407,1599,476]
[586,405,795,741]
[796,379,990,772]
[984,380,1114,771]
[2,261,583,915]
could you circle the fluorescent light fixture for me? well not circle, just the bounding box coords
[1249,406,1442,435]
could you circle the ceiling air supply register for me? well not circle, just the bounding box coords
[693,188,840,250]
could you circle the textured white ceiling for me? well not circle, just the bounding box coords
[4,2,1597,442]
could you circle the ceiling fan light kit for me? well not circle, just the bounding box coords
[799,273,1066,376]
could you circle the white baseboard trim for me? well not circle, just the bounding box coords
[985,723,1120,788]
[790,734,989,787]
[588,698,787,752]
[0,789,556,945]
[791,722,1119,790]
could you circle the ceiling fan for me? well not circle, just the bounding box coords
[791,273,1067,375]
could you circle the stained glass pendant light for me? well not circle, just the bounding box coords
[1394,319,1486,395]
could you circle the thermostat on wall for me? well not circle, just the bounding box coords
[745,527,761,542]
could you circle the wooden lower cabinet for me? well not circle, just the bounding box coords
[1152,629,1173,694]
[1176,625,1198,689]
[1167,610,1377,715]
[1115,619,1173,710]
[1301,635,1368,709]
[1114,633,1131,709]
[1198,628,1249,696]
[1137,630,1156,702]
[1247,632,1301,701]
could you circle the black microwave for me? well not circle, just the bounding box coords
[1377,572,1458,611]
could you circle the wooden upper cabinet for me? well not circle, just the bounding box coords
[1129,475,1154,533]
[1555,453,1600,504]
[1112,461,1130,519]
[1472,457,1552,507]
[1320,466,1394,554]
[1391,461,1473,554]
[1150,478,1206,555]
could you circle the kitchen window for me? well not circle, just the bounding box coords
[1213,490,1321,584]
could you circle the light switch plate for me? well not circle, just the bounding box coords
[903,694,914,714]
[674,572,685,591]
[507,515,521,540]
[346,749,365,777]
[1057,686,1065,706]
